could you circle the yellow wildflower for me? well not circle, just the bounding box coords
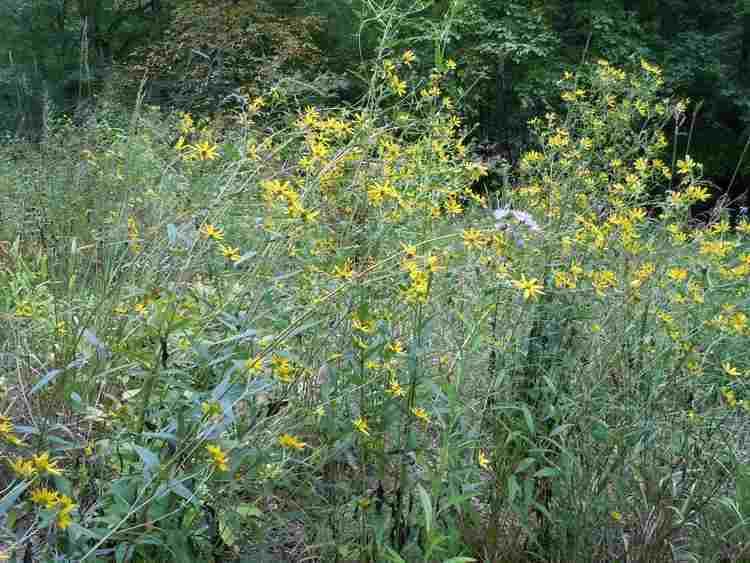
[32,452,62,476]
[56,494,76,530]
[461,228,486,250]
[31,487,60,509]
[190,140,220,161]
[426,254,444,273]
[206,444,229,472]
[333,259,355,281]
[271,355,294,383]
[387,340,404,354]
[351,314,376,334]
[179,112,195,134]
[9,457,37,479]
[676,155,697,176]
[412,407,430,424]
[278,434,307,451]
[353,417,370,436]
[200,223,224,241]
[15,302,33,318]
[219,244,241,263]
[723,362,742,378]
[386,379,405,398]
[512,274,545,301]
[443,197,463,215]
[667,267,689,282]
[246,356,264,374]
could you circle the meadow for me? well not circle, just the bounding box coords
[1,45,750,562]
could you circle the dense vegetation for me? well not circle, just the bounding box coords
[1,1,750,562]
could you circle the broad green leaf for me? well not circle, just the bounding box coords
[0,481,30,517]
[133,444,160,480]
[417,483,433,534]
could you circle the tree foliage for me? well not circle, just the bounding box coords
[2,0,750,177]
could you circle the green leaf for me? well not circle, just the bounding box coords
[383,546,407,563]
[0,481,30,517]
[416,483,433,534]
[515,457,536,474]
[443,558,477,563]
[737,463,750,517]
[237,503,263,519]
[219,512,237,546]
[133,444,160,480]
[30,368,63,394]
[534,467,560,479]
[507,475,520,505]
[591,420,609,443]
[168,479,198,507]
[521,405,535,435]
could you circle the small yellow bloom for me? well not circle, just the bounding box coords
[31,487,60,509]
[353,417,370,436]
[723,362,742,378]
[32,452,62,476]
[9,457,37,479]
[246,356,264,374]
[667,267,689,282]
[611,511,623,522]
[402,50,416,66]
[478,450,490,470]
[411,407,430,424]
[390,77,407,96]
[278,434,307,451]
[271,355,294,383]
[113,304,129,315]
[15,301,33,318]
[206,444,229,472]
[387,340,404,354]
[200,223,224,241]
[401,243,418,258]
[443,197,463,215]
[190,140,220,161]
[512,274,545,301]
[179,112,194,134]
[56,494,76,530]
[0,416,24,446]
[461,228,486,250]
[351,314,376,334]
[219,244,241,262]
[333,259,355,280]
[426,254,443,273]
[57,509,74,530]
[250,96,266,112]
[386,379,405,398]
